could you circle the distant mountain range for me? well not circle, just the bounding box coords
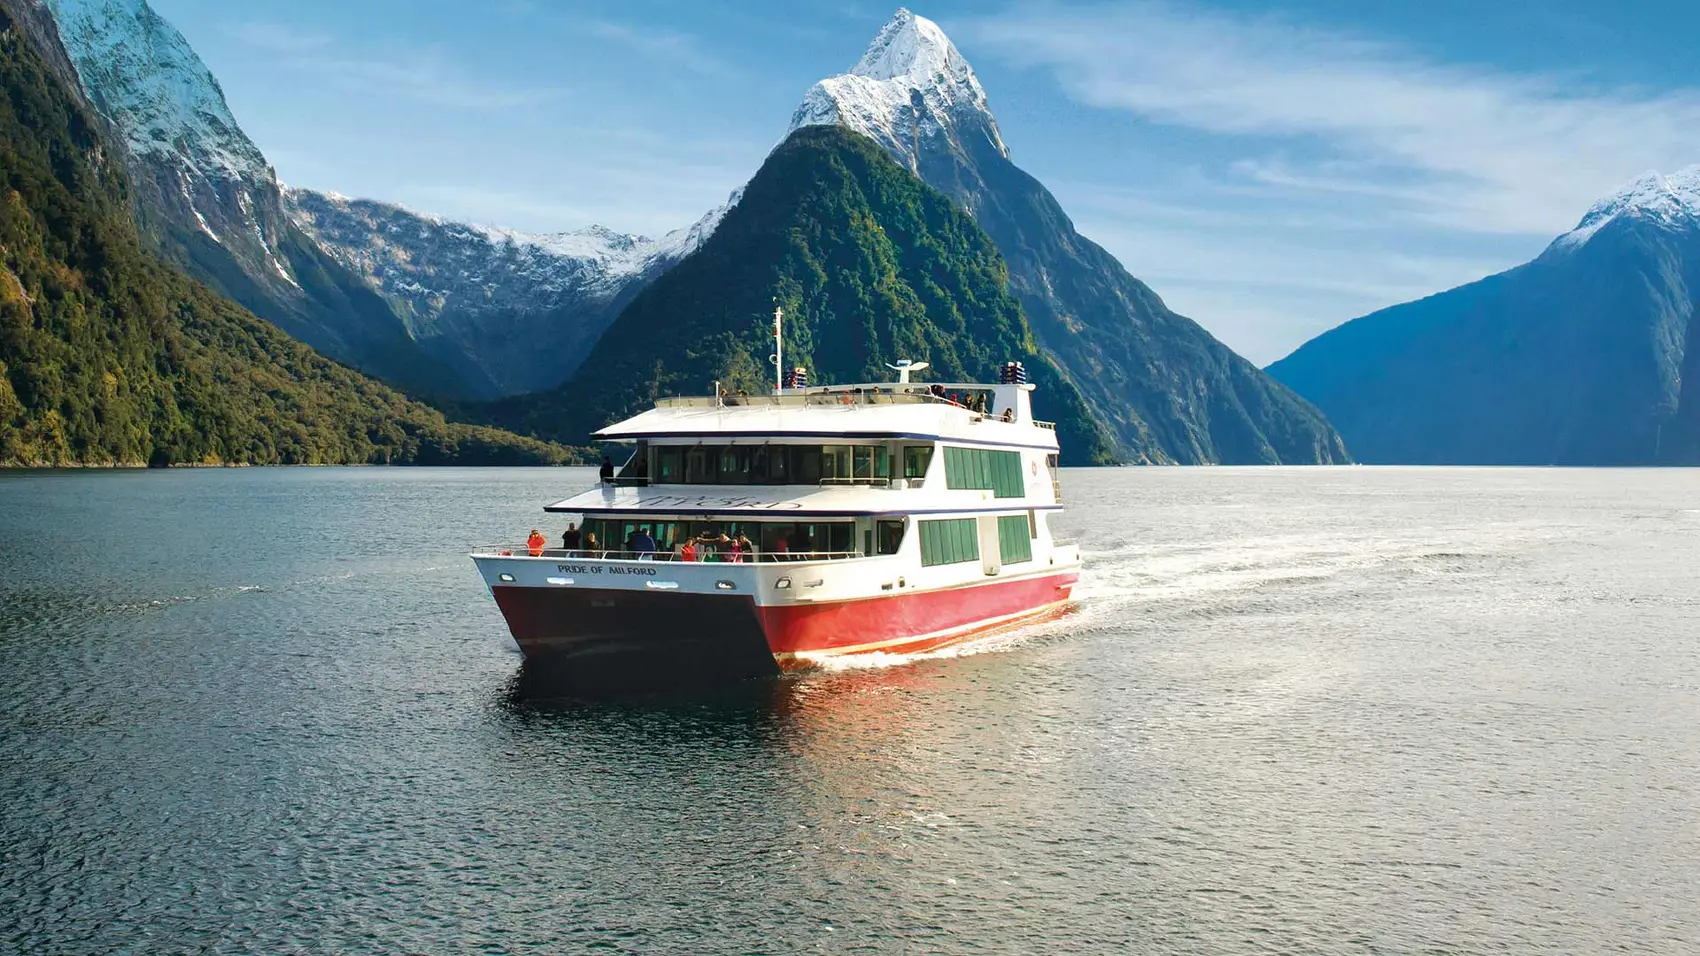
[43,0,466,399]
[26,0,1354,464]
[1270,168,1700,465]
[281,188,733,398]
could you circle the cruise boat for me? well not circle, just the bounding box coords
[472,349,1080,680]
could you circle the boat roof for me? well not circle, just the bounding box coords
[545,483,1061,518]
[595,383,1058,452]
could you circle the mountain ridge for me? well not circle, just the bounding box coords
[483,125,1113,464]
[1269,167,1700,465]
[788,9,1349,465]
[42,0,466,398]
[0,0,575,466]
[283,186,736,397]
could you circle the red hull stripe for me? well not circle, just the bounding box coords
[757,572,1077,658]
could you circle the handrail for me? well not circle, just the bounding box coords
[473,546,865,563]
[818,476,892,487]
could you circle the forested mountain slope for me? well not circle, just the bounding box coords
[484,126,1112,464]
[0,5,571,466]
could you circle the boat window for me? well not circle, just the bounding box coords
[822,445,852,481]
[686,447,715,483]
[997,514,1032,564]
[918,518,980,567]
[648,444,901,485]
[717,446,754,484]
[943,447,1024,498]
[876,520,906,556]
[903,445,932,480]
[656,446,683,483]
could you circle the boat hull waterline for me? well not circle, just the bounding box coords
[480,557,1077,675]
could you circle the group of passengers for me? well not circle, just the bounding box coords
[928,384,1009,419]
[526,523,762,561]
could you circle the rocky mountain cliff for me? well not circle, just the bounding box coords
[283,187,733,397]
[0,0,571,465]
[41,0,462,397]
[483,126,1112,464]
[790,9,1348,465]
[1269,167,1700,465]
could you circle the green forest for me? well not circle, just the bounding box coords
[484,125,1113,464]
[0,11,575,467]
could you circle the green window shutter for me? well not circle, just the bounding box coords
[998,514,1032,563]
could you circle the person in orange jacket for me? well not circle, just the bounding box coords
[526,529,546,557]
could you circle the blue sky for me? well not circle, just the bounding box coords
[149,0,1700,364]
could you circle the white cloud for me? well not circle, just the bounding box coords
[226,20,564,110]
[581,20,733,78]
[965,1,1700,235]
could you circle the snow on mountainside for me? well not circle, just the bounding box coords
[789,7,1007,172]
[779,8,1347,464]
[1553,166,1700,251]
[46,0,280,261]
[46,0,267,179]
[283,188,737,397]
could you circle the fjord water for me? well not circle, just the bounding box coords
[2,468,1697,953]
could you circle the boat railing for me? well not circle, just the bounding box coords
[654,386,1012,412]
[818,476,892,488]
[473,546,866,563]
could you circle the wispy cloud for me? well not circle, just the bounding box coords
[581,20,733,78]
[225,20,563,110]
[964,1,1700,235]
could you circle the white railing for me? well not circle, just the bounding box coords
[473,546,864,564]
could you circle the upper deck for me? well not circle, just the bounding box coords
[596,382,1058,451]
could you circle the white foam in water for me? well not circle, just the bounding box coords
[805,526,1524,674]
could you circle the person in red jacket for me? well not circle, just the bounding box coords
[526,529,546,557]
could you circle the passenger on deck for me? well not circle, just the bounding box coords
[599,456,614,483]
[1002,407,1015,423]
[561,523,581,552]
[583,532,600,556]
[680,539,698,562]
[732,531,755,563]
[631,526,658,555]
[930,384,946,400]
[526,529,546,557]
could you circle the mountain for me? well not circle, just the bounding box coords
[41,0,464,398]
[0,1,571,466]
[1269,168,1700,465]
[484,125,1113,464]
[282,187,733,398]
[790,9,1348,465]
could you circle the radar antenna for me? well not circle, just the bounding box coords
[885,359,930,384]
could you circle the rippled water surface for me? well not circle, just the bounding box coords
[3,467,1699,953]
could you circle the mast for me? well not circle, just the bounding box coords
[772,305,784,394]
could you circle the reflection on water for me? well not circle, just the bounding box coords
[3,466,1700,953]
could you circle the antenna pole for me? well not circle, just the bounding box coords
[773,305,784,394]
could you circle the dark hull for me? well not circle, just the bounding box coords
[491,587,781,685]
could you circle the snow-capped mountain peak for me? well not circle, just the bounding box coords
[788,8,1007,171]
[1554,165,1700,250]
[45,0,270,181]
